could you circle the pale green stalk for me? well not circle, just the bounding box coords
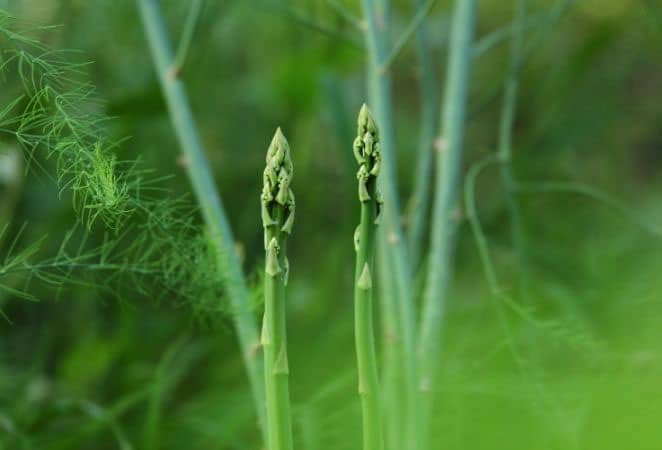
[261,129,295,450]
[499,0,528,299]
[353,104,384,450]
[407,0,440,270]
[360,1,419,448]
[171,0,204,77]
[143,338,187,450]
[418,1,476,449]
[322,73,355,175]
[376,238,403,450]
[136,0,266,441]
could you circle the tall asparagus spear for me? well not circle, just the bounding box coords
[353,104,384,450]
[261,128,295,450]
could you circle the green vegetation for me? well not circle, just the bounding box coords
[1,1,662,450]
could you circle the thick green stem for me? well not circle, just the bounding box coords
[353,105,384,450]
[136,0,266,440]
[263,222,294,450]
[261,129,295,450]
[355,204,382,450]
[418,1,476,449]
[360,2,419,449]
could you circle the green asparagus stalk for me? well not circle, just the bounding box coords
[360,2,420,448]
[353,104,385,450]
[261,128,295,450]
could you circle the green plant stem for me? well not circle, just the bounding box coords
[325,0,363,29]
[143,337,187,450]
[498,0,528,299]
[353,105,384,450]
[376,241,403,450]
[263,206,294,450]
[322,73,355,175]
[471,11,543,59]
[360,1,419,448]
[418,1,476,449]
[355,199,383,450]
[515,181,662,236]
[262,0,363,49]
[406,0,440,270]
[378,0,438,72]
[261,129,295,450]
[136,0,266,441]
[171,0,204,78]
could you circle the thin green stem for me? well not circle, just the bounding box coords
[520,0,573,64]
[464,156,501,291]
[376,239,403,450]
[418,1,476,449]
[466,157,662,297]
[498,0,528,299]
[353,105,384,450]
[322,73,355,175]
[360,1,419,448]
[136,0,266,441]
[515,181,662,236]
[143,337,187,450]
[170,0,204,78]
[471,11,543,59]
[263,0,363,49]
[378,0,439,73]
[464,156,598,442]
[325,0,363,29]
[406,0,441,270]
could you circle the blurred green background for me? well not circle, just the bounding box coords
[1,0,662,449]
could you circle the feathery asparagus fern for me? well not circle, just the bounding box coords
[0,9,238,319]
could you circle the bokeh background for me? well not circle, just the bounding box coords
[1,0,661,449]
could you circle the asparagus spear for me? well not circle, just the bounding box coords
[353,104,384,450]
[261,128,295,450]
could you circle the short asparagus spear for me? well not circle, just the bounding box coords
[261,128,295,450]
[353,104,384,450]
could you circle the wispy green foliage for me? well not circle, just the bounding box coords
[0,10,231,319]
[0,10,130,230]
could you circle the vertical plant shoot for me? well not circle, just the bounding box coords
[419,1,476,449]
[353,104,384,450]
[261,128,295,450]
